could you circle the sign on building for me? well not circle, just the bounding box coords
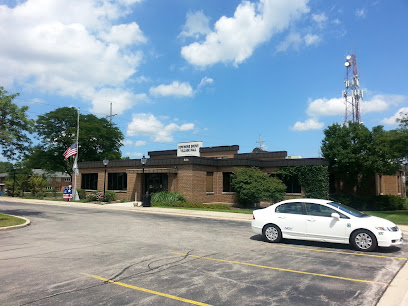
[177,141,203,157]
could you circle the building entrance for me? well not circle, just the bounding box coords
[145,173,168,194]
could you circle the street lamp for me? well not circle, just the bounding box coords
[103,159,109,200]
[12,164,17,197]
[141,155,146,195]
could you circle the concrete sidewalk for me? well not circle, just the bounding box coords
[1,196,407,306]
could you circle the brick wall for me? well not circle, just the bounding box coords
[378,174,403,196]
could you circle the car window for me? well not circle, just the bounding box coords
[305,203,347,218]
[275,203,303,215]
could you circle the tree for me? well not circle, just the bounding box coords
[231,167,286,207]
[0,87,34,160]
[29,175,48,196]
[29,107,124,177]
[321,122,400,194]
[0,161,13,173]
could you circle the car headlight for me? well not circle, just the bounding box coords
[375,226,393,231]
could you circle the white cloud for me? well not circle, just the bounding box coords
[312,13,327,24]
[355,8,366,18]
[89,89,148,115]
[0,0,146,115]
[179,10,211,39]
[292,118,324,131]
[181,0,310,67]
[127,113,195,142]
[306,97,345,117]
[304,33,320,46]
[198,77,214,89]
[306,94,404,118]
[100,22,147,46]
[135,140,147,146]
[382,107,408,125]
[123,140,147,146]
[149,81,194,97]
[276,32,303,53]
[276,32,320,53]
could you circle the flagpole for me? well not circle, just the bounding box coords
[73,107,80,201]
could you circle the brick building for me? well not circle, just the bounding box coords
[77,144,329,203]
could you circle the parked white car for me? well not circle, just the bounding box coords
[251,199,403,252]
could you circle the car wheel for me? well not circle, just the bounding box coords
[263,224,282,243]
[351,230,377,252]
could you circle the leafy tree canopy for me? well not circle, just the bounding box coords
[28,107,124,176]
[321,122,401,192]
[0,87,34,160]
[0,161,13,173]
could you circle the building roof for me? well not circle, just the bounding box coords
[78,156,328,169]
[148,145,239,157]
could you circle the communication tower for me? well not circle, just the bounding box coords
[342,54,363,123]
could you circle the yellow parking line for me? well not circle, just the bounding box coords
[85,274,213,306]
[272,244,408,260]
[173,252,388,286]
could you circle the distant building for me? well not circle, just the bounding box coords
[0,173,7,195]
[31,169,72,192]
[0,170,72,195]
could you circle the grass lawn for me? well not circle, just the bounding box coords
[0,213,26,228]
[364,211,408,225]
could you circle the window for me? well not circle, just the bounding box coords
[223,172,234,192]
[108,172,127,191]
[64,177,71,182]
[305,203,346,218]
[81,173,98,190]
[206,172,214,193]
[275,202,303,215]
[272,173,301,193]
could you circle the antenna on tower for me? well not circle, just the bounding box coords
[106,102,117,123]
[256,135,266,151]
[343,54,363,123]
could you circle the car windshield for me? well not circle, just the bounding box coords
[327,202,368,218]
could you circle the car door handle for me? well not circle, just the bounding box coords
[278,216,285,219]
[307,219,316,222]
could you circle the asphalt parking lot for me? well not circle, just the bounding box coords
[0,199,407,305]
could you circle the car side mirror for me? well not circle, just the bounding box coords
[331,213,340,220]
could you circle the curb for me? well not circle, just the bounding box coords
[377,260,408,306]
[0,215,31,231]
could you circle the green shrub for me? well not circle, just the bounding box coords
[85,190,116,202]
[329,194,407,211]
[152,202,231,210]
[232,167,286,207]
[151,191,186,203]
[77,189,87,200]
[105,191,116,202]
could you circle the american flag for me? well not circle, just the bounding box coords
[63,143,78,160]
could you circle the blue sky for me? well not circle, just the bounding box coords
[1,0,407,161]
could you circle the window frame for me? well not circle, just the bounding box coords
[222,172,234,193]
[81,173,98,190]
[275,202,305,215]
[206,172,214,193]
[305,203,348,219]
[108,172,127,191]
